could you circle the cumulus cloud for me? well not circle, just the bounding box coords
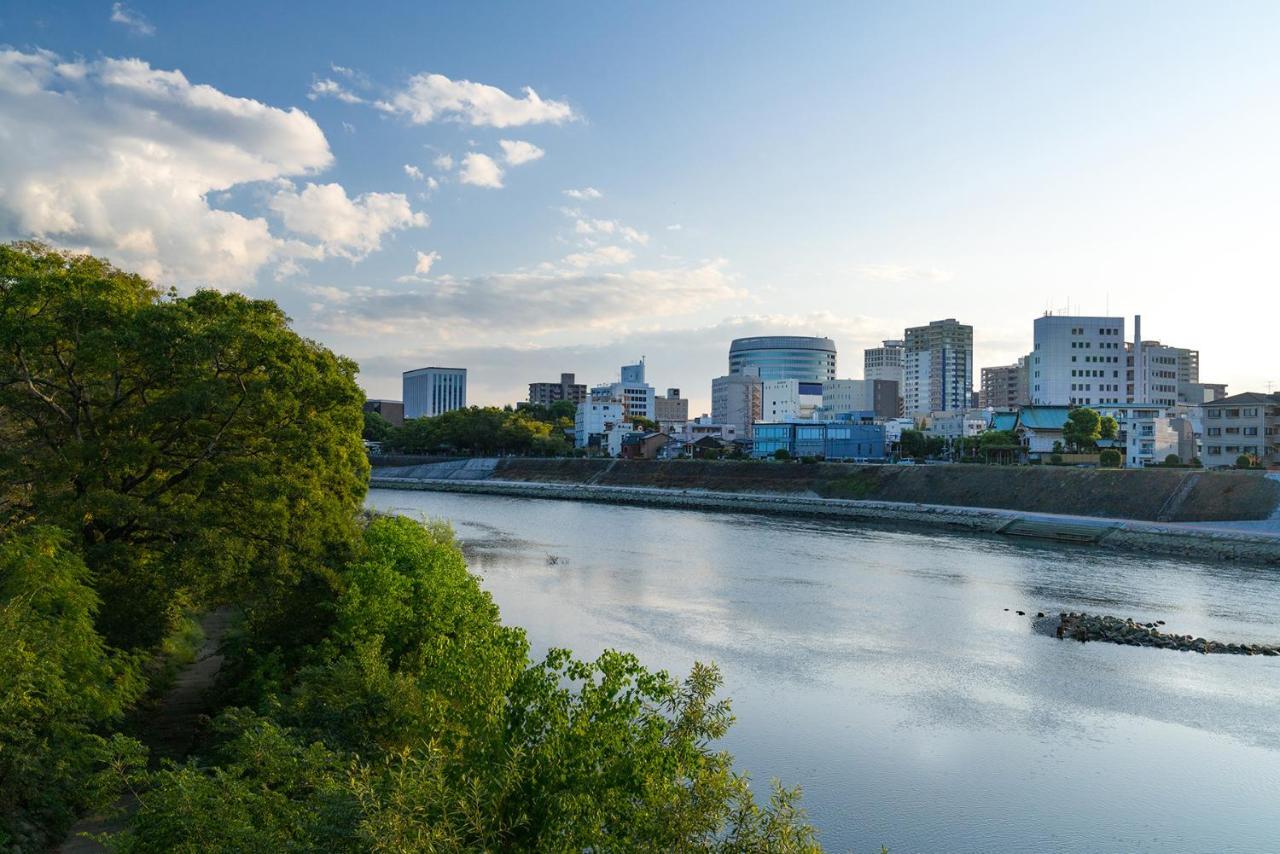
[373,72,574,127]
[110,3,154,35]
[309,78,364,104]
[458,152,504,188]
[269,182,427,260]
[432,153,454,170]
[499,139,544,165]
[307,259,738,337]
[414,249,440,275]
[0,48,335,285]
[403,164,424,180]
[563,187,602,200]
[563,245,635,268]
[573,218,648,245]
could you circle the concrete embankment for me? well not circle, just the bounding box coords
[370,462,1280,565]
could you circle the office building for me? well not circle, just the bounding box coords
[762,379,824,422]
[363,399,404,427]
[590,359,656,420]
[980,360,1029,410]
[1029,314,1126,407]
[822,379,899,419]
[1199,392,1280,468]
[403,367,466,419]
[711,371,763,436]
[751,420,886,461]
[864,340,905,384]
[574,400,625,448]
[528,372,587,407]
[903,319,973,414]
[728,336,837,383]
[655,388,689,423]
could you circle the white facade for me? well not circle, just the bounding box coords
[591,359,655,420]
[676,416,739,443]
[878,417,916,446]
[574,401,624,448]
[1030,315,1126,406]
[762,379,823,422]
[925,409,992,440]
[1097,404,1179,467]
[402,367,467,419]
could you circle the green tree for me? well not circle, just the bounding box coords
[1099,448,1122,468]
[0,527,147,849]
[362,410,392,442]
[1099,415,1119,441]
[1062,408,1102,452]
[773,448,792,461]
[629,415,659,433]
[1236,454,1256,469]
[0,243,369,649]
[1164,453,1181,466]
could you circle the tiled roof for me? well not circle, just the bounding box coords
[1016,406,1072,430]
[1212,392,1280,405]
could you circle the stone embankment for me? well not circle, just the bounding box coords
[1054,612,1280,656]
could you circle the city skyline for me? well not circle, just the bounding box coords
[2,2,1278,414]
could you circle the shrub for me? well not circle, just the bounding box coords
[1164,454,1181,466]
[773,448,792,461]
[1236,454,1256,469]
[1099,449,1122,468]
[1049,454,1064,465]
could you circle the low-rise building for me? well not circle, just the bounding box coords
[574,400,624,448]
[751,421,886,460]
[1199,392,1280,467]
[363,399,404,427]
[620,432,672,460]
[924,409,992,440]
[762,379,823,422]
[528,372,587,407]
[655,388,689,423]
[591,359,655,421]
[1009,406,1073,458]
[1097,404,1180,468]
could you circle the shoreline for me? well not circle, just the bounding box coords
[369,476,1280,565]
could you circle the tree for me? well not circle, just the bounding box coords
[1099,448,1122,468]
[629,415,659,433]
[363,410,392,442]
[773,448,792,461]
[1099,415,1119,441]
[1236,454,1256,469]
[1164,454,1181,466]
[1062,408,1102,452]
[899,429,927,459]
[0,243,369,649]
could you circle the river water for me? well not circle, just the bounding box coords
[366,488,1280,853]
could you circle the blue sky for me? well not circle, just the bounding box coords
[2,2,1277,410]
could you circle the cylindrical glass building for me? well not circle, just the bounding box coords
[728,336,837,382]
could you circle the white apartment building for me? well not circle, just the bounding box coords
[1029,315,1126,406]
[402,366,467,419]
[762,379,824,422]
[1096,404,1182,468]
[574,400,625,448]
[903,319,973,415]
[925,409,992,440]
[711,371,762,437]
[590,359,655,421]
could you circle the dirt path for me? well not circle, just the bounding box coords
[58,608,234,853]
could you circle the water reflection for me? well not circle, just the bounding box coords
[368,489,1280,853]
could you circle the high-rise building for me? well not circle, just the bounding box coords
[864,340,905,385]
[728,336,837,383]
[822,379,899,419]
[590,359,655,420]
[903,319,973,414]
[1029,315,1126,407]
[979,359,1029,409]
[403,367,467,419]
[528,372,587,407]
[711,371,762,436]
[654,388,689,423]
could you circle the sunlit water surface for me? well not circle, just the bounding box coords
[366,488,1280,853]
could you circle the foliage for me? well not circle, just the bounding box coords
[899,429,944,460]
[115,517,821,851]
[1049,454,1064,465]
[1099,449,1122,468]
[629,415,660,433]
[1236,454,1257,469]
[1062,408,1102,451]
[386,406,571,457]
[0,527,147,850]
[362,410,392,442]
[1098,415,1118,441]
[773,448,792,461]
[1052,440,1065,454]
[1164,454,1182,466]
[0,242,369,649]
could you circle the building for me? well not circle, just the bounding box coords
[363,399,404,427]
[574,400,625,448]
[1096,404,1181,468]
[619,432,672,460]
[528,372,587,407]
[728,336,837,383]
[711,372,763,437]
[1181,382,1228,405]
[591,359,656,421]
[979,360,1029,409]
[1029,314,1126,407]
[676,416,739,444]
[924,409,992,441]
[864,340,905,384]
[903,319,973,415]
[751,421,886,461]
[762,379,823,422]
[1199,392,1280,468]
[822,379,899,419]
[1009,405,1074,458]
[403,367,466,419]
[654,388,689,423]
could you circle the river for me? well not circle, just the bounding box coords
[366,488,1280,853]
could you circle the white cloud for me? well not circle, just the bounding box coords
[667,224,683,231]
[499,139,544,165]
[308,259,738,337]
[426,177,439,191]
[458,152,504,188]
[269,182,427,260]
[309,78,366,104]
[403,164,424,180]
[573,218,649,245]
[563,245,635,268]
[563,187,602,200]
[414,249,440,275]
[433,153,454,170]
[110,3,154,35]
[851,264,954,283]
[375,72,574,127]
[0,48,333,285]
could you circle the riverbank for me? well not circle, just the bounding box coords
[369,474,1280,565]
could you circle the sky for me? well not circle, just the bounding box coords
[2,2,1277,413]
